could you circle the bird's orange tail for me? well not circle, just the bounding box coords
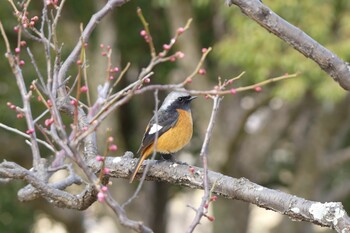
[129,155,146,183]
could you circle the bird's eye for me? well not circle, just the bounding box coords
[178,97,184,102]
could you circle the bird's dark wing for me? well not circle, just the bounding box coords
[137,110,179,155]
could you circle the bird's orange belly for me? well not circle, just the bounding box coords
[143,109,193,156]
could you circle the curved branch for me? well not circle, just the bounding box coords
[0,161,96,210]
[225,0,350,90]
[1,152,349,232]
[90,154,350,232]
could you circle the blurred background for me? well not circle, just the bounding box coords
[1,0,350,232]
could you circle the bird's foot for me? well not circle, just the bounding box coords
[161,154,188,165]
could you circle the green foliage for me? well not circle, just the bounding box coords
[0,182,34,233]
[214,0,349,102]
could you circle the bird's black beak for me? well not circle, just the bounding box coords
[189,96,197,101]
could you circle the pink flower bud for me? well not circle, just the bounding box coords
[198,68,206,75]
[14,26,19,32]
[97,191,105,202]
[108,144,118,151]
[45,118,54,127]
[6,102,12,107]
[177,27,185,34]
[140,30,147,37]
[158,52,165,57]
[31,16,39,22]
[10,104,16,110]
[113,67,119,72]
[46,99,52,107]
[230,88,236,95]
[29,21,35,27]
[143,78,150,83]
[16,113,24,119]
[103,168,110,175]
[15,47,20,53]
[207,216,215,222]
[101,52,107,56]
[100,43,104,48]
[76,60,82,65]
[70,99,77,106]
[163,44,171,51]
[176,51,185,59]
[101,186,108,192]
[202,48,208,53]
[26,129,35,135]
[255,86,262,92]
[107,136,114,142]
[170,56,176,62]
[96,155,104,161]
[109,75,114,80]
[80,85,88,93]
[19,60,25,66]
[20,41,27,47]
[210,195,218,201]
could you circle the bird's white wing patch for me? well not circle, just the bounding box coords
[149,124,163,134]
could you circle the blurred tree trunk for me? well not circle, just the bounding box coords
[90,1,121,146]
[272,94,350,233]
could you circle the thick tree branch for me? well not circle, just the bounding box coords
[92,155,350,232]
[1,151,349,232]
[225,0,350,91]
[0,161,96,210]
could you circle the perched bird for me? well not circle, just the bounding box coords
[129,91,196,183]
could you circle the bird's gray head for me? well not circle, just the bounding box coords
[160,90,196,111]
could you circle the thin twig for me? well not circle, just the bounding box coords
[137,7,156,58]
[186,95,223,233]
[0,123,55,152]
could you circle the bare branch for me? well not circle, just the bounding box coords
[225,0,350,90]
[0,123,55,152]
[87,155,350,232]
[0,161,96,210]
[187,95,223,232]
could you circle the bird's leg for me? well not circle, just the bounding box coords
[161,153,174,161]
[161,153,188,165]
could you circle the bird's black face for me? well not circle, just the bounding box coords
[172,95,197,111]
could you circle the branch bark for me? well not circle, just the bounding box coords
[225,0,350,91]
[1,154,348,231]
[89,155,349,232]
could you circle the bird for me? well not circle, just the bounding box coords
[129,90,197,183]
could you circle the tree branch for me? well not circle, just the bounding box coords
[1,151,349,232]
[225,0,350,90]
[92,155,350,232]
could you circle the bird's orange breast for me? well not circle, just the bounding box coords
[142,109,193,157]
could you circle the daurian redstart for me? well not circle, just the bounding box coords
[130,91,196,183]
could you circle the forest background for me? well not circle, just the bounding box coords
[1,0,350,233]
